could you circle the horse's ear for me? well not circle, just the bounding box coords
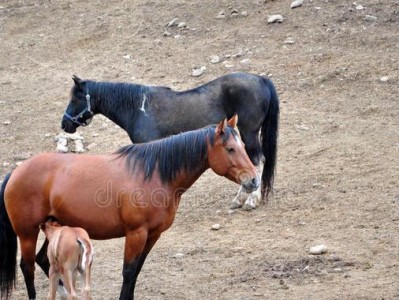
[215,118,228,136]
[227,114,238,129]
[72,75,82,87]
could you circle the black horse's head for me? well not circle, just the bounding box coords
[61,75,94,133]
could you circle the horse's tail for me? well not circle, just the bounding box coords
[0,172,17,300]
[260,77,279,200]
[77,238,94,272]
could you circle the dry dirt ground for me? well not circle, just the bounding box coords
[1,0,398,299]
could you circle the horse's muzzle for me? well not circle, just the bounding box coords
[242,176,260,193]
[61,117,77,133]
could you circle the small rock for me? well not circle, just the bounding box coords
[174,252,184,259]
[13,153,31,161]
[166,17,179,27]
[211,224,221,230]
[241,11,248,17]
[355,4,364,10]
[380,76,389,82]
[315,7,322,10]
[309,244,328,255]
[210,55,221,64]
[333,267,342,272]
[284,37,295,44]
[74,140,85,153]
[44,133,52,138]
[268,15,284,23]
[231,9,240,17]
[216,10,226,19]
[92,133,100,137]
[174,34,182,39]
[123,54,131,59]
[56,137,69,153]
[163,31,172,37]
[240,58,251,65]
[291,0,303,9]
[364,15,377,22]
[86,142,97,151]
[2,162,10,167]
[177,22,187,28]
[227,209,236,214]
[3,120,11,125]
[223,62,235,68]
[192,66,206,77]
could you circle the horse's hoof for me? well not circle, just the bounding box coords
[230,200,242,209]
[242,203,255,211]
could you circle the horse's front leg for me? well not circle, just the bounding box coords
[119,228,148,300]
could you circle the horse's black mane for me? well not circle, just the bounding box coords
[116,126,237,183]
[82,80,150,111]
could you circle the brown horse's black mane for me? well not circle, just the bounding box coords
[116,126,237,183]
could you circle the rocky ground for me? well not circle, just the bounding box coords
[0,0,398,299]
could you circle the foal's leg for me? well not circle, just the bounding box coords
[36,239,68,299]
[119,228,148,300]
[47,265,59,300]
[62,269,77,300]
[19,234,39,299]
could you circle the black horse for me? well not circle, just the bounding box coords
[61,72,279,208]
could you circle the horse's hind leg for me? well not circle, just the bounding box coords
[19,234,39,299]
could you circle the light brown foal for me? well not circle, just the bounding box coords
[41,219,94,300]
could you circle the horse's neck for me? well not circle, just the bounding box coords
[92,82,140,131]
[170,162,209,193]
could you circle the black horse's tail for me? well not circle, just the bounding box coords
[0,172,17,300]
[260,77,279,199]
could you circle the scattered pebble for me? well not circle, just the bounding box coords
[231,9,240,17]
[284,37,295,44]
[216,10,226,19]
[380,76,389,82]
[315,7,322,10]
[123,54,131,59]
[163,31,172,37]
[241,11,248,17]
[240,58,251,65]
[309,244,328,255]
[192,66,206,77]
[3,120,11,125]
[44,133,52,138]
[211,224,221,230]
[223,61,235,68]
[166,17,179,27]
[92,133,100,137]
[177,22,187,28]
[364,15,377,22]
[210,55,221,64]
[2,162,10,167]
[356,4,364,10]
[86,142,98,151]
[174,34,182,39]
[268,15,284,23]
[13,153,31,161]
[173,252,184,259]
[291,0,303,9]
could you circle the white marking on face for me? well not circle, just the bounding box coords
[140,94,147,114]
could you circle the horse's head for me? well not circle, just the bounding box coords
[208,115,259,192]
[61,75,94,133]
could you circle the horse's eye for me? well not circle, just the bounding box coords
[226,147,235,154]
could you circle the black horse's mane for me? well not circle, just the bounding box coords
[82,80,150,111]
[116,126,237,183]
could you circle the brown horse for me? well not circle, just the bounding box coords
[0,116,258,300]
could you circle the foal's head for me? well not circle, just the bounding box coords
[61,75,94,133]
[208,115,259,192]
